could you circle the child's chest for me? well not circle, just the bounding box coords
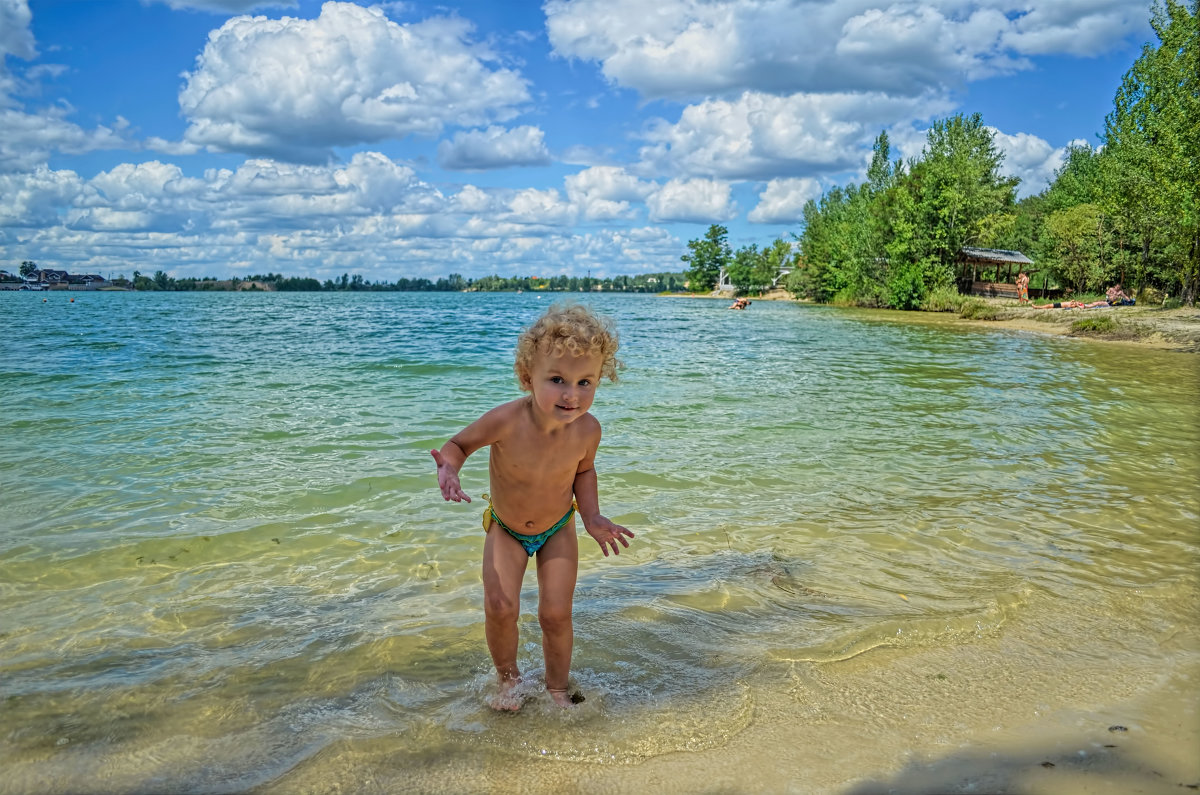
[491,431,584,483]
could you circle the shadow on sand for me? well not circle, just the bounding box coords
[845,723,1199,795]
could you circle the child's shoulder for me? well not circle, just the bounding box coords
[576,410,602,438]
[482,397,529,422]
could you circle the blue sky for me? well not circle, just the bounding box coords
[1,0,1152,282]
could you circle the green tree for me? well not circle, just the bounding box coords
[19,260,38,278]
[1044,203,1109,292]
[916,113,1020,290]
[757,238,793,291]
[1044,144,1104,213]
[681,224,730,292]
[726,243,760,293]
[1102,0,1199,301]
[791,189,850,301]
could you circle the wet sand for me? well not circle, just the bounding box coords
[253,649,1200,795]
[257,586,1200,795]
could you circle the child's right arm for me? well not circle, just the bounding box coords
[430,405,510,503]
[431,443,471,502]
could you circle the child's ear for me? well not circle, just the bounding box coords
[516,367,531,390]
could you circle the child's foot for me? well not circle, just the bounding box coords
[487,677,527,712]
[547,687,585,707]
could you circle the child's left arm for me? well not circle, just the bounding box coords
[574,426,634,557]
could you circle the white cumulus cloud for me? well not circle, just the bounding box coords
[545,0,1149,99]
[748,177,823,224]
[647,177,735,223]
[637,90,954,181]
[989,128,1086,197]
[179,1,531,161]
[0,164,85,227]
[437,125,552,170]
[149,0,297,11]
[0,106,129,172]
[564,166,653,221]
[1,0,36,67]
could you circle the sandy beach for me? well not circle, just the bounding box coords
[745,290,1200,353]
[257,583,1200,794]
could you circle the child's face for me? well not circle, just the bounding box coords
[524,348,604,423]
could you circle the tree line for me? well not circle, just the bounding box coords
[680,225,794,294]
[686,2,1196,307]
[70,270,689,293]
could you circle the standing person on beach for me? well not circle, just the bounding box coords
[431,303,634,709]
[1016,270,1030,303]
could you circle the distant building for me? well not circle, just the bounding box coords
[35,269,70,285]
[22,268,112,290]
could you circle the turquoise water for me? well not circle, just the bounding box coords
[1,292,1198,792]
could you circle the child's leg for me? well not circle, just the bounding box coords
[481,526,529,693]
[534,520,579,703]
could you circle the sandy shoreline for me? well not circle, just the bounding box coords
[258,589,1200,794]
[684,291,1200,353]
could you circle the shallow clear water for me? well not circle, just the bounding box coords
[1,292,1197,792]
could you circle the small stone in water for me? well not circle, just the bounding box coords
[1108,725,1128,733]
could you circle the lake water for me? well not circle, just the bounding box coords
[2,291,1198,793]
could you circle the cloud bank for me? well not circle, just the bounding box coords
[0,0,1150,277]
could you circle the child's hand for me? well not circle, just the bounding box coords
[584,516,634,557]
[431,449,471,503]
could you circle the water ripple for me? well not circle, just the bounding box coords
[1,291,1197,791]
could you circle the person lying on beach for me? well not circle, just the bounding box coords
[1106,284,1135,305]
[431,303,634,710]
[1031,299,1110,309]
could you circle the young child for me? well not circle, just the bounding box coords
[431,303,634,709]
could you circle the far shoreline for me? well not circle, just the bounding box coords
[14,286,1198,353]
[693,289,1200,353]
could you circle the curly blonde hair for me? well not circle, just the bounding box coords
[515,303,621,390]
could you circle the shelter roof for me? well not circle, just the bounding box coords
[960,247,1033,265]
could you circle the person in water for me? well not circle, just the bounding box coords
[431,303,634,709]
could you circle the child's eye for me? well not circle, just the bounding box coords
[550,376,565,384]
[578,379,592,387]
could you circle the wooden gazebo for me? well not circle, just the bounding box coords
[958,247,1041,298]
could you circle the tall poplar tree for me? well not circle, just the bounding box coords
[1102,0,1199,301]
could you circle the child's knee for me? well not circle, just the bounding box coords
[484,591,519,623]
[538,604,572,634]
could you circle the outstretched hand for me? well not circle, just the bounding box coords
[431,449,471,503]
[584,516,634,557]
